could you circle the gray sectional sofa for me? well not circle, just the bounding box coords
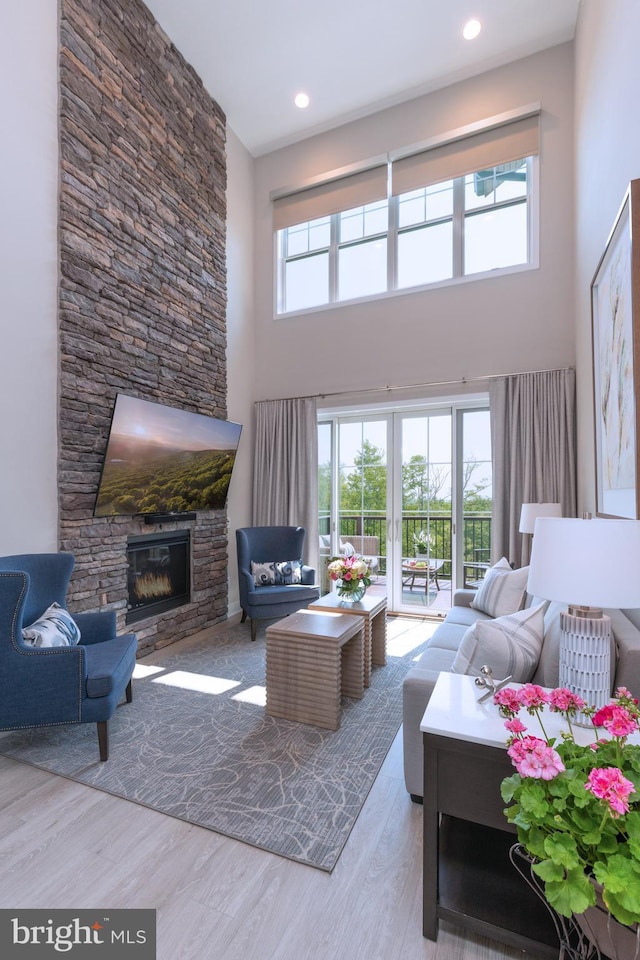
[402,586,640,800]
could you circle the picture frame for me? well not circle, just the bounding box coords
[591,179,640,519]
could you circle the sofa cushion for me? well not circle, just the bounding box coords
[248,583,319,607]
[451,603,546,682]
[444,605,493,629]
[471,557,529,618]
[22,602,81,648]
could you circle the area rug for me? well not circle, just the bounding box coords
[0,617,433,871]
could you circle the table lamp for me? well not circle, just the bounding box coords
[518,502,562,534]
[527,516,640,721]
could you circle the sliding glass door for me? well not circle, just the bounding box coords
[395,410,452,613]
[318,417,389,593]
[318,401,491,614]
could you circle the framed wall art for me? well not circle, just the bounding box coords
[591,179,640,519]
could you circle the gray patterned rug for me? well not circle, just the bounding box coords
[0,617,431,871]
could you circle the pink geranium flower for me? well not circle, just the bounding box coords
[517,684,550,711]
[505,718,527,735]
[508,736,565,780]
[585,767,635,817]
[592,704,639,738]
[494,688,521,717]
[549,688,586,714]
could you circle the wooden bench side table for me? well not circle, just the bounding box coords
[308,592,387,687]
[265,610,364,731]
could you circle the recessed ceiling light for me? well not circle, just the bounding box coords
[463,18,482,40]
[294,92,310,109]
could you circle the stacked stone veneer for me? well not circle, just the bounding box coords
[58,0,229,655]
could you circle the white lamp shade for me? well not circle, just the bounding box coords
[528,517,640,609]
[518,502,563,534]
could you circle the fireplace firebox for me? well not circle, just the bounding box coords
[126,530,191,624]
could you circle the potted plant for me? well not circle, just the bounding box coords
[495,683,640,958]
[326,553,372,603]
[413,528,433,557]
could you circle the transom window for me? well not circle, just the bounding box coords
[273,112,540,315]
[276,157,533,314]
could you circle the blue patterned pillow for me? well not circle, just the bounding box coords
[251,561,277,586]
[273,560,302,585]
[251,560,303,586]
[22,602,82,648]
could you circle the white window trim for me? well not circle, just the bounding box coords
[272,104,542,319]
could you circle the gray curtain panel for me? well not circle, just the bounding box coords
[252,397,319,570]
[490,368,577,567]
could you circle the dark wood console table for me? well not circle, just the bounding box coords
[421,673,559,957]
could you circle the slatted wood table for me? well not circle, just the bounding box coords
[265,609,364,731]
[308,592,387,687]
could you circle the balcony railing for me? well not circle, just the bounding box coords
[319,513,491,584]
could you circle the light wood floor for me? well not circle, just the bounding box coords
[0,618,528,960]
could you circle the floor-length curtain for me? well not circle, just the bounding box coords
[490,369,577,567]
[252,397,318,570]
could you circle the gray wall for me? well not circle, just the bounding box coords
[0,5,59,554]
[253,43,575,404]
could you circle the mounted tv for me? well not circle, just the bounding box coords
[94,394,242,519]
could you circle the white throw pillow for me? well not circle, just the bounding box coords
[471,557,529,618]
[451,603,546,683]
[22,602,82,648]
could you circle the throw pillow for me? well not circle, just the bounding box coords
[251,560,303,586]
[22,602,82,648]
[251,561,276,586]
[340,541,356,556]
[471,557,529,618]
[273,560,302,585]
[451,603,546,683]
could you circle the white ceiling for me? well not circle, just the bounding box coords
[143,0,580,157]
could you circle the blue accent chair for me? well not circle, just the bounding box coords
[0,553,138,761]
[236,526,320,640]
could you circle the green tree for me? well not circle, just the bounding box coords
[402,455,449,511]
[339,439,386,514]
[462,457,492,512]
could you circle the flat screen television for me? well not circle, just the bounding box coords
[94,393,242,519]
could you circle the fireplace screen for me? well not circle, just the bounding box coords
[126,530,191,624]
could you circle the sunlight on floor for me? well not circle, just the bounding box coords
[232,685,267,706]
[386,617,440,657]
[152,670,241,695]
[133,663,166,678]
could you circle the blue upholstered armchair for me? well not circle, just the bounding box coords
[0,553,138,761]
[236,526,320,640]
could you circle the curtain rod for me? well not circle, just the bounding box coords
[257,366,575,404]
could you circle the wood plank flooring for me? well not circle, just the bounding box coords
[0,617,529,960]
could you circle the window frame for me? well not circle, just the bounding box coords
[275,155,539,318]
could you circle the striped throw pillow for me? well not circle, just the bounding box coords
[451,603,546,683]
[471,557,529,618]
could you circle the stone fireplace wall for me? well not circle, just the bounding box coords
[58,0,229,655]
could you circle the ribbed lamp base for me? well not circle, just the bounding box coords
[559,610,611,726]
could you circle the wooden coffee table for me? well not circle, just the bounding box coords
[309,592,387,687]
[265,609,364,731]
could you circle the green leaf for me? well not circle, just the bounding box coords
[532,858,565,882]
[501,774,521,803]
[545,868,595,918]
[592,854,640,926]
[542,832,580,868]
